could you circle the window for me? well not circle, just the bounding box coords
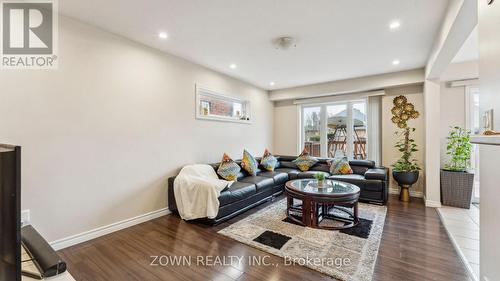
[196,86,250,123]
[303,107,322,157]
[301,100,368,159]
[327,104,348,158]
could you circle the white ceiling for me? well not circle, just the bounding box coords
[59,0,449,90]
[452,26,478,63]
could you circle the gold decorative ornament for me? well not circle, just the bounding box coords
[393,95,407,106]
[391,95,419,129]
[404,104,414,111]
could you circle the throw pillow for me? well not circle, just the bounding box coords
[292,149,318,171]
[260,149,278,171]
[217,153,241,181]
[329,156,353,175]
[241,149,259,176]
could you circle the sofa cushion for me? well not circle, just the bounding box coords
[349,160,375,175]
[275,168,300,180]
[297,171,330,179]
[292,149,318,171]
[279,161,298,169]
[218,181,257,206]
[365,168,388,181]
[328,157,353,175]
[217,153,241,181]
[239,176,275,191]
[260,149,278,171]
[349,160,375,168]
[309,163,330,173]
[329,175,383,192]
[329,174,366,188]
[241,150,259,176]
[257,171,289,185]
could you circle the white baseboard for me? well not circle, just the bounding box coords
[50,208,171,251]
[389,188,424,198]
[423,194,442,208]
[425,200,442,208]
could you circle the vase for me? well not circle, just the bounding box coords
[317,180,325,187]
[392,171,419,202]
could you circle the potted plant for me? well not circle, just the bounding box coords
[314,172,326,187]
[392,127,421,201]
[390,95,421,202]
[441,126,474,208]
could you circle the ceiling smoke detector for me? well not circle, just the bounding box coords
[273,37,297,50]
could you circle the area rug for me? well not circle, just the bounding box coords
[218,199,387,281]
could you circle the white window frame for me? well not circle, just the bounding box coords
[465,85,480,203]
[299,99,367,159]
[195,85,251,124]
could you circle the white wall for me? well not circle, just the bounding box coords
[441,60,479,81]
[273,100,299,156]
[439,83,466,167]
[478,1,500,280]
[269,69,424,101]
[0,17,273,242]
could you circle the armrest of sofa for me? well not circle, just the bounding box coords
[364,167,388,181]
[167,176,178,212]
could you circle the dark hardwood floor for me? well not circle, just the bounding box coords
[59,195,471,281]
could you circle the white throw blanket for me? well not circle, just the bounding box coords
[173,164,232,220]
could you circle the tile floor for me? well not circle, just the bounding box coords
[437,204,480,281]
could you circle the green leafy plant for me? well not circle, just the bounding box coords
[445,126,472,172]
[309,136,320,142]
[392,127,421,172]
[314,173,325,181]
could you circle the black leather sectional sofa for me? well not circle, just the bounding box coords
[168,155,388,224]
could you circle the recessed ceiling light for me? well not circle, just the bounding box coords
[229,63,237,69]
[389,21,401,30]
[158,32,168,39]
[392,59,400,65]
[269,81,275,86]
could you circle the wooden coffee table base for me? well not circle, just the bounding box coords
[311,202,359,230]
[286,196,359,230]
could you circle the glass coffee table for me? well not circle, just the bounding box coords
[285,179,360,230]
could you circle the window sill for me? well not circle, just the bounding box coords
[196,115,252,124]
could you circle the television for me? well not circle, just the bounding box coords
[0,144,21,281]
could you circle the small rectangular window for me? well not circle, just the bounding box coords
[196,86,251,124]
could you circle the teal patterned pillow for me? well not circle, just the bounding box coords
[217,153,241,181]
[329,157,353,175]
[260,149,278,171]
[292,149,318,171]
[241,149,258,176]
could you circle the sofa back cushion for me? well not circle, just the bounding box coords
[349,160,375,175]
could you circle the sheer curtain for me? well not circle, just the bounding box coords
[367,95,382,166]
